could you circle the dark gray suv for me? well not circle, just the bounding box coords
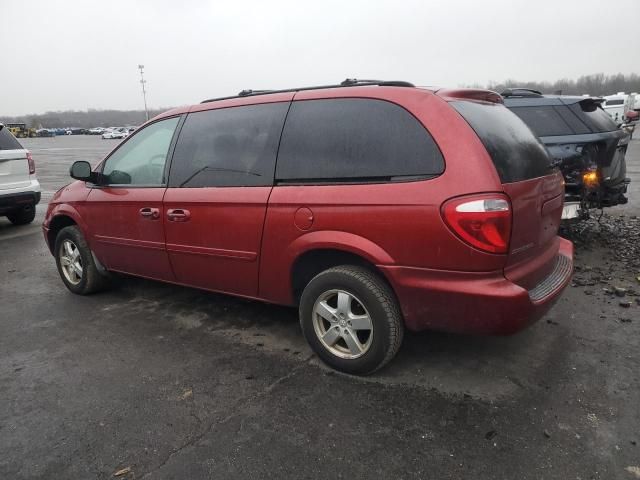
[502,88,630,220]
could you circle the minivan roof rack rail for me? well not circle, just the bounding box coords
[238,89,274,97]
[201,78,415,103]
[501,87,543,98]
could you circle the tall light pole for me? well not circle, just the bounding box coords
[138,64,149,121]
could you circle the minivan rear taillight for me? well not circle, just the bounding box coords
[27,152,35,174]
[441,194,512,254]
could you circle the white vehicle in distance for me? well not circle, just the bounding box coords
[0,124,40,225]
[101,128,127,140]
[88,127,107,135]
[602,92,636,125]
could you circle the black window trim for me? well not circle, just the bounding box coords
[272,97,446,186]
[91,114,186,189]
[274,174,438,186]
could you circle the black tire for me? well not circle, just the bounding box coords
[54,225,111,295]
[299,265,404,375]
[7,205,36,225]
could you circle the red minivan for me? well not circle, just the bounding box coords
[43,79,573,374]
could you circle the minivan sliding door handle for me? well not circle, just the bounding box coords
[167,208,191,222]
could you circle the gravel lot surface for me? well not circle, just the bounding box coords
[1,135,639,479]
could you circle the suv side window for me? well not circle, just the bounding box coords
[102,117,180,186]
[275,98,444,183]
[168,102,289,188]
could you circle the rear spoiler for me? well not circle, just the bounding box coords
[578,97,605,112]
[435,88,503,104]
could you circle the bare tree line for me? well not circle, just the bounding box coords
[476,72,640,96]
[3,73,640,129]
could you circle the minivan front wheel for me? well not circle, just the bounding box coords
[54,226,110,295]
[299,266,404,375]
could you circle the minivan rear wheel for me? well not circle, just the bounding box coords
[299,266,403,375]
[54,226,110,295]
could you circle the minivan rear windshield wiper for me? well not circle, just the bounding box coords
[179,166,262,187]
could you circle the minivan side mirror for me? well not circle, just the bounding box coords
[70,161,101,184]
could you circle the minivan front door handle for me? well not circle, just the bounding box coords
[167,208,191,222]
[139,207,160,219]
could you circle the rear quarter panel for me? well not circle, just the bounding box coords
[259,89,508,305]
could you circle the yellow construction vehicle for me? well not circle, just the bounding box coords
[6,123,37,138]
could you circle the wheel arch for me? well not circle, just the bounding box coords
[45,204,87,254]
[290,248,398,306]
[47,215,77,253]
[281,230,397,305]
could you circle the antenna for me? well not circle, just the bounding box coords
[138,64,149,122]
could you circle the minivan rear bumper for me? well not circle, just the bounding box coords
[380,238,573,335]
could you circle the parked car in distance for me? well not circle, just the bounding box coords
[101,128,127,140]
[43,79,573,374]
[502,88,630,221]
[0,124,40,225]
[88,127,107,135]
[36,128,54,137]
[64,128,87,135]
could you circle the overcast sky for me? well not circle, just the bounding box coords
[1,0,638,116]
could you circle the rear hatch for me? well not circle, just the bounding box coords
[508,97,628,190]
[451,101,565,290]
[0,126,30,190]
[566,98,629,189]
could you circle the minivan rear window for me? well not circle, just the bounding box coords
[451,101,552,183]
[0,126,23,150]
[276,98,444,183]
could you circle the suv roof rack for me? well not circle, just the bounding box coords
[501,87,543,98]
[201,78,415,104]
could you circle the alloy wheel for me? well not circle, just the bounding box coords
[312,289,373,359]
[59,239,83,285]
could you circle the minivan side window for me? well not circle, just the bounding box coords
[168,102,289,188]
[102,117,180,186]
[275,98,444,183]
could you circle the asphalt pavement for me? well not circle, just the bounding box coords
[1,135,639,479]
